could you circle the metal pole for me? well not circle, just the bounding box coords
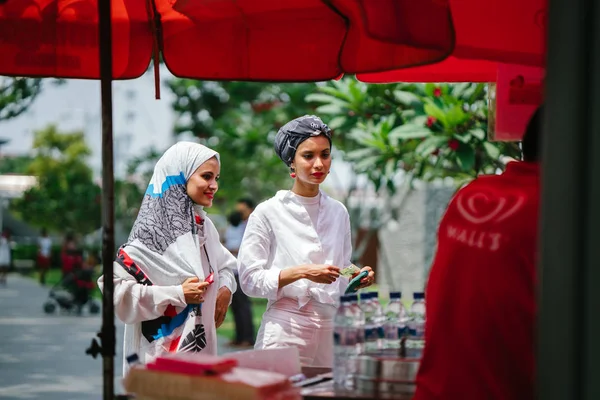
[538,0,600,398]
[98,0,115,398]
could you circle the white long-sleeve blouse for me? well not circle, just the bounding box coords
[237,190,352,309]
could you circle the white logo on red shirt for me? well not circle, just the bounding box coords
[456,192,525,225]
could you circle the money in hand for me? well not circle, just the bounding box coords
[340,264,360,277]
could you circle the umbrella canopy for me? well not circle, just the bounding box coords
[0,0,455,81]
[358,0,547,83]
[359,56,499,83]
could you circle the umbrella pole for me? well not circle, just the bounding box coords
[98,0,116,399]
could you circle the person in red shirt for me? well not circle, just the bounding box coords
[414,105,544,400]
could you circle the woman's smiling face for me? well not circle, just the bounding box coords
[186,156,220,207]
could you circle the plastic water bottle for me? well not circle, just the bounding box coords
[371,292,385,350]
[406,292,426,358]
[334,295,358,389]
[360,293,377,352]
[383,292,406,350]
[348,293,365,355]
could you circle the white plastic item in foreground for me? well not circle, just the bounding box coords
[226,347,302,377]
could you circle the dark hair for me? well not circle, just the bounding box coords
[228,211,243,227]
[521,105,544,162]
[237,198,255,209]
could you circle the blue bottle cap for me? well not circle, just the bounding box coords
[348,293,359,303]
[359,292,370,300]
[413,292,425,300]
[390,292,401,300]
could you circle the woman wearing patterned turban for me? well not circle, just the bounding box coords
[237,115,375,367]
[98,142,237,374]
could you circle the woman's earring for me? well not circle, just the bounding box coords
[290,167,296,179]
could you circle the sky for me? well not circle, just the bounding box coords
[0,66,177,177]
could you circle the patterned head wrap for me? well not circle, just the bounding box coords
[274,115,332,167]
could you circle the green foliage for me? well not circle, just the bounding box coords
[307,79,521,191]
[0,155,34,174]
[10,125,102,235]
[11,243,38,261]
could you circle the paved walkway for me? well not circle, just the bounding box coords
[0,274,235,400]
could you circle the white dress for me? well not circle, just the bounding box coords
[237,190,353,366]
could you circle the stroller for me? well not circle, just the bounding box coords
[43,251,100,315]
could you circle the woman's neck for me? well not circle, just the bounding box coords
[291,180,320,197]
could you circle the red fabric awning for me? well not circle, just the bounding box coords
[359,57,499,83]
[357,0,547,83]
[0,0,153,79]
[0,0,455,81]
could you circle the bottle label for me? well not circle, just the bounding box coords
[335,329,357,346]
[364,326,383,341]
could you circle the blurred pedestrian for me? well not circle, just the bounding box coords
[224,199,256,347]
[0,229,11,286]
[37,228,52,285]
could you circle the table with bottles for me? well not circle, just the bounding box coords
[300,364,415,399]
[301,376,415,399]
[301,291,426,400]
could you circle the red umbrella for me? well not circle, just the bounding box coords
[0,0,455,82]
[359,56,499,83]
[357,0,547,83]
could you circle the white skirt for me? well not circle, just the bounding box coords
[254,297,337,367]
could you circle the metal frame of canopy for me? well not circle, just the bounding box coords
[95,2,116,399]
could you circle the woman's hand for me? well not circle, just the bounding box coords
[182,277,210,304]
[278,264,340,289]
[304,264,341,284]
[352,266,375,290]
[214,286,232,328]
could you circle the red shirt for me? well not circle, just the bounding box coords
[414,162,540,400]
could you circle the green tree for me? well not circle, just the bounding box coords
[11,125,101,235]
[167,80,317,208]
[308,78,521,191]
[0,155,34,174]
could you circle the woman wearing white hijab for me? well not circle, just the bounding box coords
[237,115,375,367]
[98,142,237,374]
